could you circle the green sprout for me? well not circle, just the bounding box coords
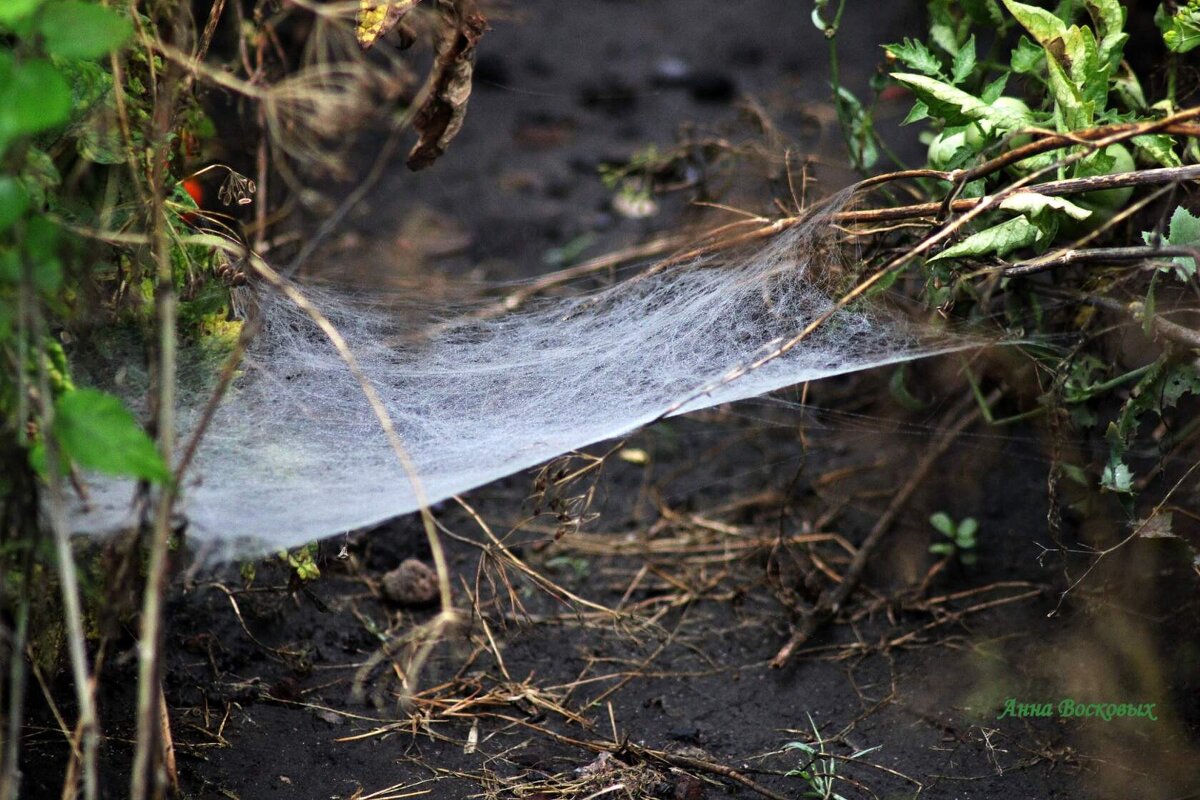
[784,713,880,800]
[929,512,979,565]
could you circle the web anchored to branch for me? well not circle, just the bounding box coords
[71,200,967,554]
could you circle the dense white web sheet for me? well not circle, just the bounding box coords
[69,209,960,554]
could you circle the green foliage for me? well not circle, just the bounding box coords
[929,512,979,565]
[1156,0,1200,53]
[36,1,132,60]
[879,0,1190,273]
[1142,205,1200,281]
[0,55,73,153]
[1102,359,1200,495]
[48,389,170,482]
[280,543,321,583]
[1,0,228,503]
[784,715,881,800]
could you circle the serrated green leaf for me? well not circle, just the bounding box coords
[999,191,1092,221]
[53,389,170,483]
[1011,35,1045,74]
[930,215,1044,262]
[1133,134,1181,168]
[981,73,1010,104]
[884,38,945,79]
[1162,363,1200,406]
[1167,204,1200,247]
[1143,205,1200,280]
[36,1,132,59]
[1101,457,1133,493]
[951,35,977,84]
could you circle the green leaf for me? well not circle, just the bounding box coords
[1156,1,1200,54]
[53,389,170,483]
[0,58,73,153]
[930,512,956,537]
[1142,205,1200,280]
[1085,0,1128,69]
[1132,134,1180,168]
[835,85,878,170]
[958,517,979,540]
[1101,457,1133,493]
[1010,35,1045,74]
[1061,24,1108,110]
[1112,64,1146,111]
[951,36,977,85]
[0,0,42,24]
[901,99,930,125]
[930,215,1045,262]
[893,72,1033,133]
[884,38,945,79]
[1043,48,1092,130]
[1085,0,1124,38]
[36,1,132,59]
[981,73,1010,104]
[999,191,1093,221]
[891,72,985,126]
[0,177,30,234]
[929,542,956,556]
[1162,363,1200,406]
[1003,0,1068,45]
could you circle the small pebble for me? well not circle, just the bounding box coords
[381,558,439,606]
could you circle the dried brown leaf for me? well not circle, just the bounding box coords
[406,1,488,171]
[356,0,421,51]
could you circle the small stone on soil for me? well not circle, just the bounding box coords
[381,558,439,606]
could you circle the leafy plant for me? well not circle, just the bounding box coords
[929,512,980,565]
[281,543,322,584]
[784,714,881,800]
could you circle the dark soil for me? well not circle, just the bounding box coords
[19,2,1200,799]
